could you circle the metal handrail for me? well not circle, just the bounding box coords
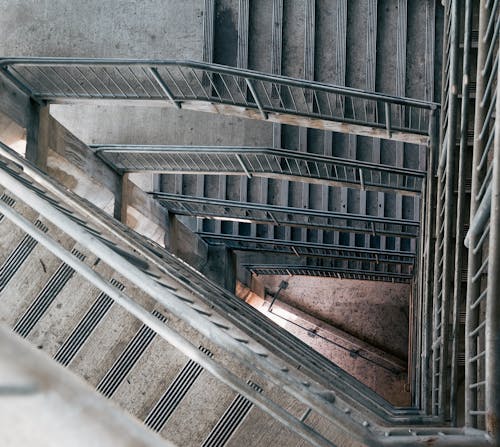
[0,57,438,144]
[465,0,499,437]
[93,144,426,194]
[197,232,416,266]
[243,264,413,284]
[151,192,419,239]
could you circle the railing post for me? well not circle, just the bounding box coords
[245,79,268,119]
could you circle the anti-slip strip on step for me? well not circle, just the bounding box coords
[13,248,86,338]
[54,278,125,366]
[0,193,16,223]
[96,310,167,399]
[0,220,48,294]
[201,381,263,447]
[144,346,213,432]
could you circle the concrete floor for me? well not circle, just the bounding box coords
[245,275,411,405]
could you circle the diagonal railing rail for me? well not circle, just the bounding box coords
[0,57,438,144]
[93,145,426,194]
[151,192,419,240]
[243,264,413,284]
[197,232,415,269]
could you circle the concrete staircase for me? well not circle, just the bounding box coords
[1,134,488,446]
[157,0,440,282]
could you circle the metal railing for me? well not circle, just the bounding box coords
[0,143,373,447]
[93,145,426,194]
[243,264,413,284]
[0,57,438,144]
[464,0,499,439]
[151,192,419,240]
[197,232,415,274]
[425,0,461,419]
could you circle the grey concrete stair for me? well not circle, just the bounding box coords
[156,0,438,281]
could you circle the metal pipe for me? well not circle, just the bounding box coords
[438,0,461,419]
[245,79,268,119]
[422,108,439,414]
[235,154,252,178]
[464,182,492,248]
[0,201,338,447]
[148,67,181,109]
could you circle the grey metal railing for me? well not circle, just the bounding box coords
[151,192,419,240]
[426,0,461,420]
[243,264,413,284]
[0,143,371,447]
[0,57,438,144]
[464,0,499,439]
[197,232,415,273]
[93,145,426,194]
[450,0,475,426]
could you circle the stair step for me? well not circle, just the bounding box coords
[13,249,86,338]
[54,279,124,366]
[144,346,213,432]
[96,310,167,398]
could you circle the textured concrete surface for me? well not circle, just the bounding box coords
[252,275,410,360]
[0,0,274,150]
[241,274,411,405]
[238,280,410,406]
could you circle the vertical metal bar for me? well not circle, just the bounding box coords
[438,0,461,420]
[236,154,252,179]
[466,0,490,428]
[485,44,500,445]
[422,107,439,414]
[385,103,392,138]
[451,0,473,425]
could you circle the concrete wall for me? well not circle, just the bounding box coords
[251,275,410,361]
[0,0,274,148]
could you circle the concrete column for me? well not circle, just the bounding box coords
[26,103,50,171]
